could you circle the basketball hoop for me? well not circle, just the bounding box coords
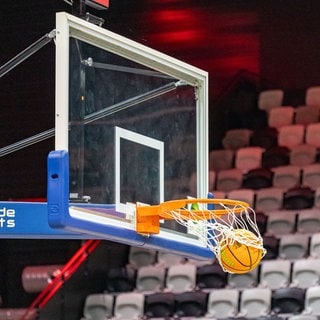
[136,198,266,273]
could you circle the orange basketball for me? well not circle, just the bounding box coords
[219,229,264,274]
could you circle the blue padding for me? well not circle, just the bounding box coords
[0,201,92,239]
[47,150,70,228]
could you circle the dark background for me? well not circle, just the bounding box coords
[1,0,320,317]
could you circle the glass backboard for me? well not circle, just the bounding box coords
[48,12,211,259]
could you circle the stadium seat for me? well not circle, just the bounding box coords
[271,287,305,315]
[290,144,317,166]
[258,89,284,114]
[254,211,268,236]
[272,165,301,190]
[235,147,265,172]
[291,259,320,288]
[216,168,243,192]
[222,128,252,150]
[309,233,320,258]
[83,293,114,320]
[266,210,297,236]
[304,286,320,315]
[113,292,145,319]
[259,259,291,289]
[278,233,310,260]
[242,167,273,190]
[262,146,290,169]
[157,251,187,268]
[209,149,234,172]
[268,106,295,129]
[196,263,228,289]
[106,267,136,293]
[228,267,259,289]
[227,189,255,207]
[294,105,320,125]
[262,235,280,260]
[174,291,208,318]
[305,86,320,108]
[302,164,320,191]
[136,265,166,292]
[128,246,157,268]
[305,123,320,148]
[239,287,272,318]
[206,288,239,318]
[283,186,315,210]
[255,187,284,212]
[144,292,175,318]
[165,263,197,293]
[297,209,320,234]
[314,187,320,208]
[278,124,305,148]
[250,126,278,149]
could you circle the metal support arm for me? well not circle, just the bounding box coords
[0,30,56,79]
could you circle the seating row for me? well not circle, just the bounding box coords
[80,285,320,319]
[209,186,318,212]
[210,146,320,173]
[258,87,320,114]
[108,257,320,294]
[209,164,320,192]
[106,232,320,293]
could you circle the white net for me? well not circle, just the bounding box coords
[167,201,266,266]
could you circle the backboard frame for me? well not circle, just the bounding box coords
[49,12,211,259]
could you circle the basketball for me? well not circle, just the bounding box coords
[219,229,264,274]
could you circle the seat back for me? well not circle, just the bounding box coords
[209,149,234,172]
[278,124,305,148]
[216,168,243,192]
[113,292,145,319]
[306,86,320,108]
[235,147,265,172]
[279,233,310,260]
[309,233,320,258]
[272,165,301,190]
[240,288,272,317]
[128,246,157,268]
[258,89,284,114]
[259,260,291,289]
[266,210,297,236]
[222,129,252,150]
[207,288,239,318]
[83,294,114,320]
[302,164,320,190]
[144,292,175,318]
[290,144,317,166]
[255,187,284,212]
[292,259,320,288]
[228,267,259,289]
[166,264,196,293]
[136,265,166,292]
[305,123,320,148]
[297,209,320,234]
[305,286,320,315]
[294,105,320,125]
[272,287,305,315]
[174,291,208,318]
[268,106,295,129]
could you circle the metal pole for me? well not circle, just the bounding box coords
[0,30,55,78]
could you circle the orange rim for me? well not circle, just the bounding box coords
[135,198,250,234]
